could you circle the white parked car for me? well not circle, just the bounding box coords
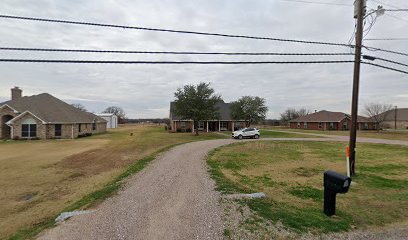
[232,128,260,139]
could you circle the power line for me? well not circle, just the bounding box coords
[363,55,408,67]
[0,47,354,56]
[2,14,408,58]
[386,9,408,12]
[363,45,408,57]
[0,14,351,47]
[0,59,355,64]
[370,0,400,9]
[362,61,408,75]
[365,37,408,41]
[277,0,351,6]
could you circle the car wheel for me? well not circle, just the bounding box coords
[238,135,243,140]
[254,134,259,139]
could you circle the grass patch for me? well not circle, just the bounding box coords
[289,186,323,201]
[259,130,320,138]
[246,199,351,233]
[263,128,408,141]
[207,140,408,233]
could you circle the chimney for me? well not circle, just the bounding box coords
[11,87,22,100]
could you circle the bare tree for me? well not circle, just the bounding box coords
[71,103,87,112]
[363,103,393,131]
[103,106,127,124]
[280,108,310,126]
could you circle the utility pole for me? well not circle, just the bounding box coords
[395,106,398,129]
[349,0,366,176]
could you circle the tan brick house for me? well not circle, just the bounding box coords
[169,100,247,132]
[289,110,376,131]
[0,87,107,140]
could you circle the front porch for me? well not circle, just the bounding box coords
[171,120,246,133]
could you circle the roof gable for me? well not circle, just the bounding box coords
[290,110,372,123]
[1,93,106,123]
[170,100,233,120]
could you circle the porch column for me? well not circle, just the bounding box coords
[206,121,209,132]
[192,121,194,133]
[231,121,234,131]
[218,121,221,132]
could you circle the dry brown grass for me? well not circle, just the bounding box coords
[0,125,226,239]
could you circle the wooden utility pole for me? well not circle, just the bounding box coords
[349,0,366,176]
[394,106,398,129]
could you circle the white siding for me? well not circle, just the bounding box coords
[97,114,118,128]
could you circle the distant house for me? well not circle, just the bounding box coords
[380,108,408,129]
[289,110,375,131]
[169,100,247,132]
[97,113,118,129]
[0,87,107,140]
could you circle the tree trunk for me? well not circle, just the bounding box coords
[194,121,199,135]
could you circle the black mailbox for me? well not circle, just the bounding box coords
[323,170,351,216]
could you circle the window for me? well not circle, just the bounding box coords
[343,121,348,130]
[92,122,96,131]
[21,118,37,138]
[329,122,335,130]
[55,124,62,137]
[364,123,368,130]
[235,122,242,130]
[318,122,323,129]
[197,121,205,130]
[297,122,300,128]
[220,121,228,130]
[22,124,37,137]
[304,122,308,129]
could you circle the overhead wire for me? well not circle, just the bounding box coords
[276,0,351,6]
[0,14,352,47]
[362,61,408,74]
[0,47,354,56]
[0,59,355,64]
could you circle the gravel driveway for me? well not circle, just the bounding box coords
[37,136,407,240]
[38,139,235,240]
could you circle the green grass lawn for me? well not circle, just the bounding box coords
[207,141,408,234]
[259,130,319,138]
[259,126,408,141]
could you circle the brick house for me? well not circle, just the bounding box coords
[289,110,376,131]
[169,100,247,132]
[0,87,107,140]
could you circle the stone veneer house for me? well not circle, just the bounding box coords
[0,87,107,140]
[169,100,247,132]
[289,110,376,131]
[380,108,408,129]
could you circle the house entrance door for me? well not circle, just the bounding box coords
[208,121,217,131]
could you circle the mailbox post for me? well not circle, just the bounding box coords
[323,170,351,216]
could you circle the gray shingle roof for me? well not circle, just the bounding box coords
[170,100,233,120]
[290,110,371,123]
[382,108,408,121]
[1,93,106,123]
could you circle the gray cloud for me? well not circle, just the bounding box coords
[0,0,407,118]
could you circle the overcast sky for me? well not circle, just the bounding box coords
[0,0,407,118]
